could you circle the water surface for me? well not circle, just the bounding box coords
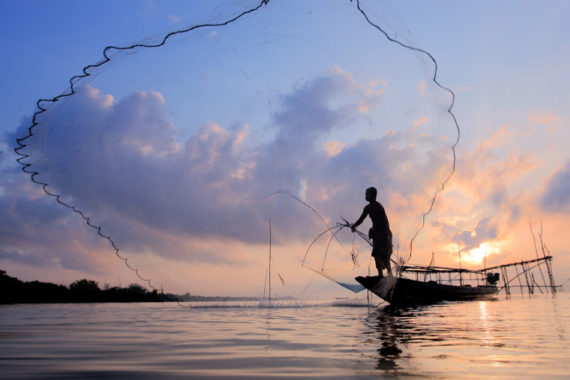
[1,293,568,379]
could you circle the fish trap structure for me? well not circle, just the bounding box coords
[400,255,559,296]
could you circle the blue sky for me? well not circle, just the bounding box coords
[1,0,569,297]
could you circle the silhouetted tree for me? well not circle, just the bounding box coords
[0,270,24,303]
[127,283,145,295]
[69,279,101,302]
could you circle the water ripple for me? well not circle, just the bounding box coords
[1,294,568,379]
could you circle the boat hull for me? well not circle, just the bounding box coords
[355,275,497,306]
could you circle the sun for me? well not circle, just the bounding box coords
[463,242,501,266]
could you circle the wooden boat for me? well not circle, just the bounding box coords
[355,255,558,306]
[355,275,497,306]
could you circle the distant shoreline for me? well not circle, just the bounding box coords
[1,269,281,304]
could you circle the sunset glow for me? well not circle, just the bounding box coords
[464,243,502,266]
[0,0,568,298]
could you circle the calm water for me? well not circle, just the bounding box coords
[1,293,568,379]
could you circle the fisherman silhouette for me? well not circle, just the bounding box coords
[351,187,393,277]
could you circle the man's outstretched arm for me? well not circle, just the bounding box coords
[351,207,368,232]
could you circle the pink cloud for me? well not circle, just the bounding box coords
[527,112,559,124]
[322,140,346,157]
[417,80,426,96]
[412,116,430,127]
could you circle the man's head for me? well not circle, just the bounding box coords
[365,187,377,202]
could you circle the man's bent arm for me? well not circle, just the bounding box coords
[351,208,368,231]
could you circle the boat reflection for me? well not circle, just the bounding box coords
[361,299,518,376]
[361,304,431,374]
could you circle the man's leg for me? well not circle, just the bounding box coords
[382,251,392,276]
[373,255,383,277]
[371,243,383,277]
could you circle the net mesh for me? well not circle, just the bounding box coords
[14,0,460,297]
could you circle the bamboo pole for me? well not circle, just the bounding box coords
[539,228,557,295]
[268,219,272,302]
[530,223,549,289]
[522,262,534,295]
[514,264,524,294]
[501,267,511,296]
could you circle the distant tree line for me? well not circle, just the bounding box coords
[0,269,163,304]
[1,269,293,304]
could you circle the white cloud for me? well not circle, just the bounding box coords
[6,67,455,276]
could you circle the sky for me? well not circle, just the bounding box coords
[1,0,569,298]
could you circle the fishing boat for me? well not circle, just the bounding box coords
[304,220,560,306]
[355,256,558,306]
[355,274,498,306]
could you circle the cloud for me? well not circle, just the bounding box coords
[322,140,346,157]
[451,124,537,207]
[541,160,570,213]
[409,121,550,266]
[7,64,456,275]
[449,217,498,251]
[527,112,559,124]
[0,172,114,273]
[412,116,429,127]
[12,70,565,286]
[417,80,426,96]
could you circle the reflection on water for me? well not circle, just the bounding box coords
[0,293,568,379]
[366,308,405,372]
[360,304,430,376]
[359,294,570,378]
